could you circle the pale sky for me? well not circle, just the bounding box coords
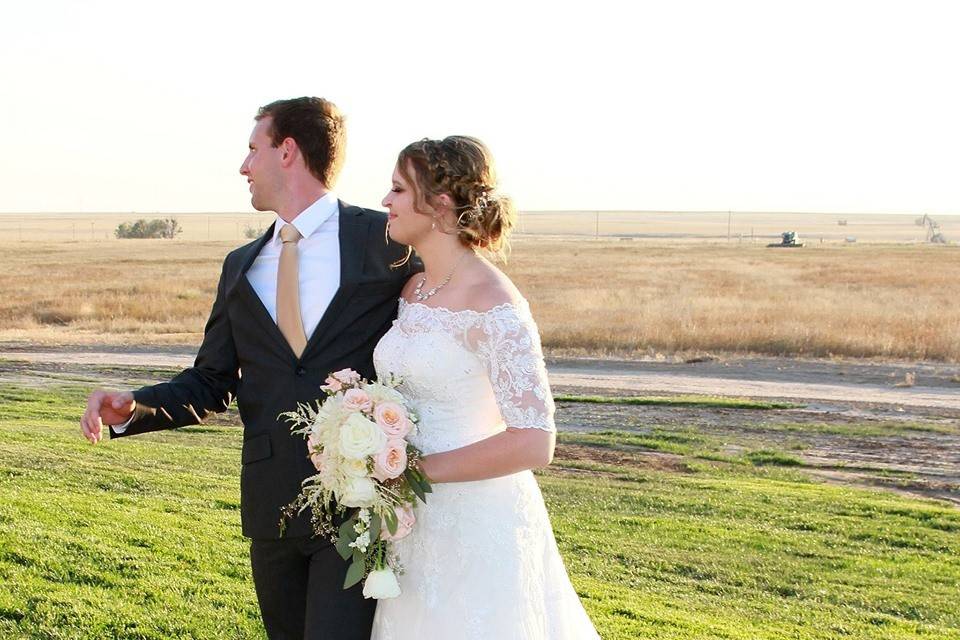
[1,0,958,214]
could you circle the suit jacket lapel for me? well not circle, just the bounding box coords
[226,221,300,360]
[302,201,371,359]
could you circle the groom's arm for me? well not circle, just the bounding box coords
[112,257,240,438]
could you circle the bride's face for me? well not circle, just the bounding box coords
[382,163,434,246]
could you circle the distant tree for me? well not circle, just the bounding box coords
[244,224,266,239]
[115,217,183,239]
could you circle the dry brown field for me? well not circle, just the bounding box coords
[2,211,958,361]
[518,239,959,361]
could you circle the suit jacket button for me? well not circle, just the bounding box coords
[295,366,306,377]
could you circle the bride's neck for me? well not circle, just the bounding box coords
[412,236,474,285]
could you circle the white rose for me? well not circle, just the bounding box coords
[339,476,378,507]
[341,456,369,478]
[362,568,401,599]
[339,413,387,460]
[364,382,405,405]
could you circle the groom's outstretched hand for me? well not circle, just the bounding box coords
[81,390,135,444]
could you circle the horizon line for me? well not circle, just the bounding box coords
[1,209,959,217]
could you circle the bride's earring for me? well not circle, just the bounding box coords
[431,219,437,230]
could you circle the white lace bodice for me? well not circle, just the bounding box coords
[373,298,556,455]
[371,297,600,640]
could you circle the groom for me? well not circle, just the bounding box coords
[80,97,415,639]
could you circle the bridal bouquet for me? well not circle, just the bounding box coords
[279,368,431,599]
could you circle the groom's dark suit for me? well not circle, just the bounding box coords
[112,202,416,639]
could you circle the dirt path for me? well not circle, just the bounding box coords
[2,347,958,411]
[548,356,960,411]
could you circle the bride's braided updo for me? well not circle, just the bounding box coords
[397,136,516,259]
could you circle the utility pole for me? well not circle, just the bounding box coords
[727,210,731,242]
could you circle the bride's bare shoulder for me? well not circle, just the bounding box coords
[457,258,523,312]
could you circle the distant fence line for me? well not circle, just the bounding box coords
[0,211,956,244]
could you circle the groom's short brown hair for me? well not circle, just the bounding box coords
[256,97,346,187]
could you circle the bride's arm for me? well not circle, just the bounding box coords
[418,302,557,484]
[419,426,554,483]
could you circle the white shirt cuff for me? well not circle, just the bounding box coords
[110,414,134,434]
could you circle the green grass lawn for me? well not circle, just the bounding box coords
[1,384,959,639]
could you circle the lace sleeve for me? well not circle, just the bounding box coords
[465,303,556,432]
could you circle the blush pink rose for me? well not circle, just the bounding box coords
[320,376,343,393]
[332,368,362,385]
[342,388,373,413]
[381,504,416,542]
[373,402,412,438]
[371,439,407,482]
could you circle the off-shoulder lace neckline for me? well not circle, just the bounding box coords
[398,297,528,316]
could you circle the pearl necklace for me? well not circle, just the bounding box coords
[413,252,471,302]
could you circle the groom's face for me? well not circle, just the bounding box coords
[239,117,284,212]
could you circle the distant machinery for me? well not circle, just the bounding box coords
[767,231,805,248]
[916,214,947,244]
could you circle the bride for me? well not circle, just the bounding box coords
[371,136,599,639]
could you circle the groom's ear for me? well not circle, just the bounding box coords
[278,137,299,167]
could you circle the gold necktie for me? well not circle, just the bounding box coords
[277,224,307,358]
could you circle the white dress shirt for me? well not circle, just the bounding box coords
[112,192,341,433]
[245,191,341,339]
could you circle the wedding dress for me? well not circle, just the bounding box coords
[371,297,599,639]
